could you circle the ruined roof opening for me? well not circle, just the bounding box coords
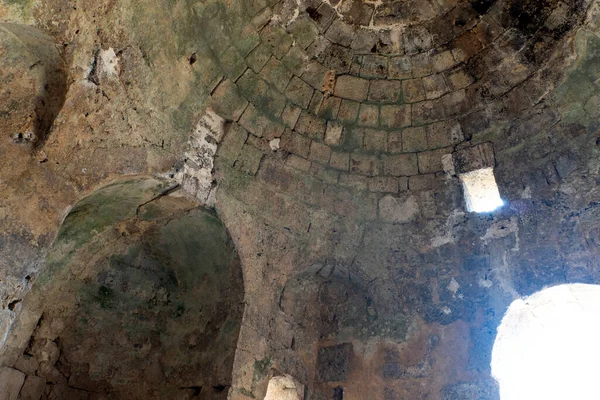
[492,284,600,400]
[459,167,504,213]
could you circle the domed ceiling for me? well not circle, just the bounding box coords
[0,0,599,399]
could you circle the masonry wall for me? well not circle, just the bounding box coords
[0,0,599,399]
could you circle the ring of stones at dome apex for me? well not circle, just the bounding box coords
[199,0,594,183]
[318,0,461,28]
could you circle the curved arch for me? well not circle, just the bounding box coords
[1,177,244,399]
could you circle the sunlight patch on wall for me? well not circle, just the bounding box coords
[492,284,600,400]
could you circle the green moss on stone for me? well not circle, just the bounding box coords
[253,356,271,383]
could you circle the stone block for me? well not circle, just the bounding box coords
[324,122,344,146]
[388,132,402,153]
[318,95,342,120]
[334,75,369,102]
[261,57,293,92]
[281,102,302,129]
[235,144,264,175]
[339,173,369,191]
[18,375,46,400]
[432,50,458,72]
[422,73,449,100]
[403,127,428,152]
[281,129,311,157]
[286,154,312,172]
[411,52,433,77]
[240,104,269,138]
[379,195,420,223]
[220,46,248,81]
[384,154,419,176]
[389,56,412,80]
[282,45,309,76]
[310,163,339,184]
[261,25,294,59]
[317,343,353,382]
[0,367,25,400]
[295,111,326,140]
[409,173,438,191]
[380,105,411,128]
[301,60,328,90]
[344,127,364,148]
[350,153,379,176]
[403,26,433,54]
[412,100,442,125]
[402,78,426,103]
[358,104,379,127]
[309,141,332,164]
[308,90,324,113]
[246,43,272,73]
[369,177,399,193]
[454,142,495,173]
[337,99,360,123]
[364,129,388,152]
[287,15,320,49]
[351,27,379,52]
[237,70,286,116]
[330,151,350,171]
[325,19,355,47]
[286,76,314,109]
[446,68,474,90]
[209,79,249,122]
[368,80,402,103]
[360,54,388,78]
[418,148,451,173]
[426,120,463,149]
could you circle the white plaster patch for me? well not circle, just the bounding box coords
[442,153,456,176]
[269,138,280,151]
[447,277,460,295]
[99,48,119,77]
[442,306,452,315]
[177,108,226,205]
[379,195,419,223]
[481,217,519,244]
[429,209,465,249]
[479,278,494,288]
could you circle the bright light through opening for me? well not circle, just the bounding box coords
[264,375,304,400]
[459,167,504,213]
[492,284,600,400]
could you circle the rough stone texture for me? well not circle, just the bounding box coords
[0,366,25,399]
[0,0,599,399]
[0,24,67,145]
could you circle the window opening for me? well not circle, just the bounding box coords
[459,167,504,213]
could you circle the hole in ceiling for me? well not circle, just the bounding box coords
[459,167,504,213]
[492,284,600,400]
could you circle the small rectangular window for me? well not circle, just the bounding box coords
[459,167,504,213]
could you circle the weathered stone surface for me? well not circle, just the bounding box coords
[0,1,598,400]
[317,343,353,382]
[0,24,67,145]
[454,142,495,173]
[379,195,420,223]
[18,375,46,400]
[334,75,369,102]
[0,367,25,399]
